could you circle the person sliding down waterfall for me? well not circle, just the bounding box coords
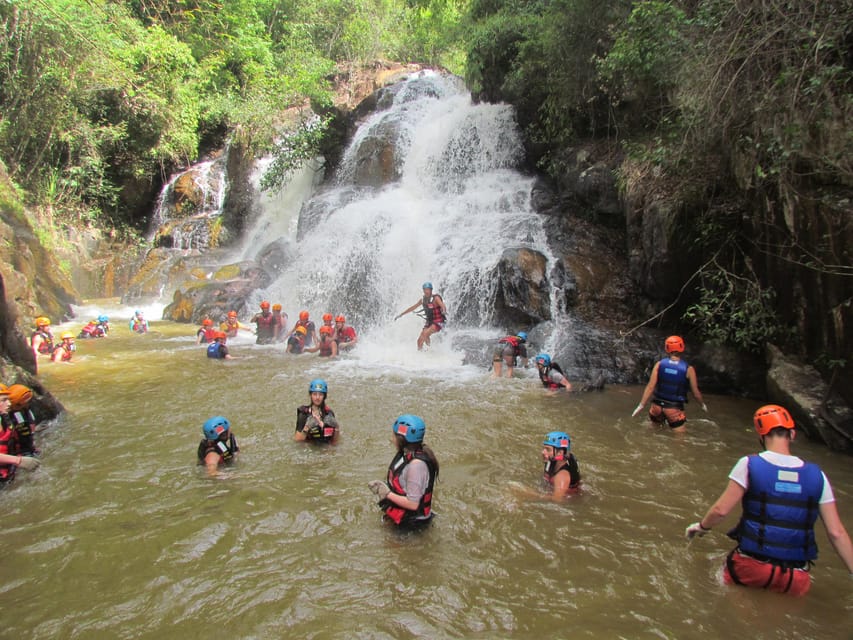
[394,282,447,351]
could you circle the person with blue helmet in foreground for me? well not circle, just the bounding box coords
[491,331,529,378]
[295,379,339,443]
[197,416,239,476]
[685,404,853,596]
[368,414,439,528]
[394,282,447,351]
[534,353,572,394]
[129,309,149,334]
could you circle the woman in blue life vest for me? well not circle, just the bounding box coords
[368,414,439,528]
[394,282,447,351]
[491,332,529,378]
[197,416,239,476]
[534,353,573,393]
[685,404,853,596]
[294,379,340,444]
[632,335,706,432]
[206,331,233,359]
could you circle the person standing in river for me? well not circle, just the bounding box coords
[251,301,276,344]
[491,331,529,378]
[368,414,439,528]
[197,416,239,477]
[394,282,447,350]
[294,379,340,444]
[632,335,706,432]
[685,404,853,596]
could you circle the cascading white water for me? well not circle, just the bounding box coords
[244,71,558,367]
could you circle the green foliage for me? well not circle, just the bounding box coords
[260,116,332,192]
[0,0,468,232]
[683,259,786,353]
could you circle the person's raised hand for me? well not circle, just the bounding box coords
[368,480,390,499]
[16,456,40,471]
[685,522,710,540]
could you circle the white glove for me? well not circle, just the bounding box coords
[685,522,710,540]
[16,456,40,471]
[631,403,644,418]
[368,480,390,499]
[701,403,708,413]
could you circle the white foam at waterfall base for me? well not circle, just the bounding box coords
[243,72,561,372]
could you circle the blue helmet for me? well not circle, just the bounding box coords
[543,431,571,451]
[422,281,433,290]
[309,378,328,394]
[134,309,143,316]
[393,414,426,443]
[516,331,528,342]
[535,353,551,367]
[98,314,109,323]
[203,416,230,441]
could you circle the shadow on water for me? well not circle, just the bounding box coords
[3,318,852,639]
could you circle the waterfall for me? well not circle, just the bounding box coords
[245,71,558,365]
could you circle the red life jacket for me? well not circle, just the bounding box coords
[422,295,445,326]
[0,426,18,481]
[32,330,54,354]
[55,344,73,361]
[382,449,436,525]
[318,338,335,357]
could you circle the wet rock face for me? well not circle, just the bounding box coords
[492,247,551,326]
[162,260,272,324]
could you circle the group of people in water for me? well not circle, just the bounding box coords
[20,280,853,595]
[196,302,359,359]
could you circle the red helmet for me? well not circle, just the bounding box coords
[322,313,333,323]
[214,331,227,340]
[335,315,345,323]
[260,301,270,309]
[228,310,238,318]
[202,318,213,327]
[753,404,794,436]
[299,310,309,321]
[319,325,333,335]
[665,335,685,353]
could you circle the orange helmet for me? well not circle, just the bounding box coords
[753,404,794,436]
[35,316,50,327]
[260,301,270,309]
[299,310,309,321]
[319,325,333,335]
[0,384,8,397]
[322,313,333,323]
[7,384,33,410]
[202,318,213,327]
[295,326,307,335]
[335,315,345,323]
[272,303,282,311]
[214,331,227,340]
[228,310,238,318]
[665,335,685,353]
[60,331,74,340]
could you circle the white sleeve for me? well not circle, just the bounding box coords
[820,472,835,504]
[728,456,750,489]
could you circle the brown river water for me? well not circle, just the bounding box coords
[3,312,852,639]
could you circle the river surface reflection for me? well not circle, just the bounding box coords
[4,317,852,639]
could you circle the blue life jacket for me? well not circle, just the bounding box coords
[735,454,823,562]
[206,342,224,359]
[654,357,689,403]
